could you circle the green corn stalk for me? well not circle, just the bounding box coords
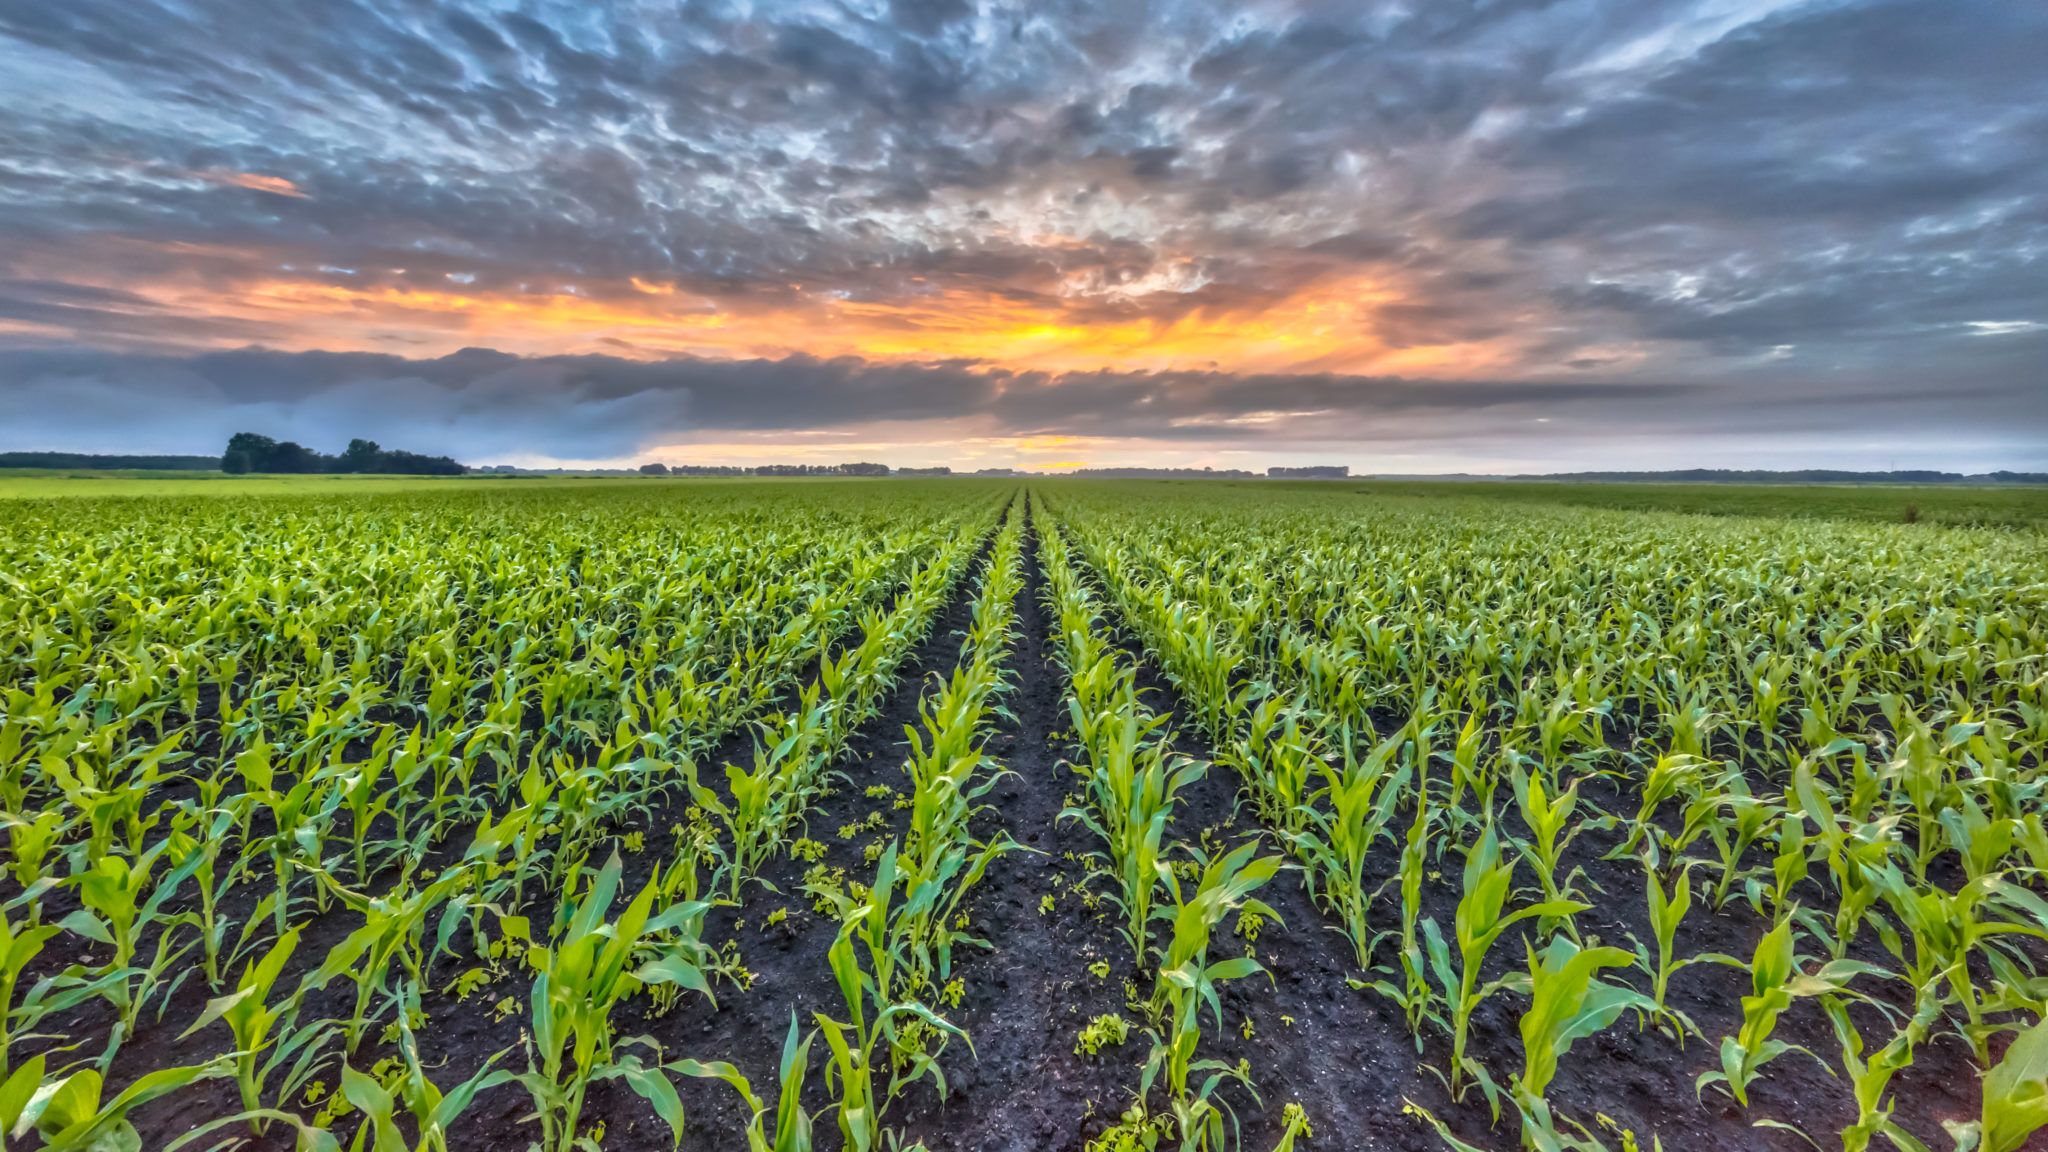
[810,845,964,1152]
[1058,662,1201,965]
[340,987,514,1152]
[1821,981,1944,1152]
[1697,916,1882,1107]
[676,1014,818,1152]
[1362,720,1443,1049]
[1513,937,1655,1150]
[1290,727,1409,969]
[1142,841,1283,1152]
[1420,824,1588,1100]
[518,851,714,1152]
[1863,864,2048,1062]
[1510,764,1586,935]
[0,907,57,1089]
[180,927,324,1132]
[1949,1012,2048,1152]
[6,1060,227,1152]
[1699,772,1777,910]
[57,836,203,1051]
[302,865,477,1054]
[1630,855,1719,1042]
[1608,753,1708,860]
[2,810,64,891]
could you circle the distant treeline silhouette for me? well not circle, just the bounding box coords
[0,452,218,470]
[222,433,466,475]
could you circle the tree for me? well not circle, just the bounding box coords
[265,441,320,473]
[340,438,383,473]
[219,433,466,476]
[222,432,276,474]
[639,462,670,475]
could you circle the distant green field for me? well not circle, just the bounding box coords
[4,470,2044,528]
[0,472,482,498]
[1332,479,2048,528]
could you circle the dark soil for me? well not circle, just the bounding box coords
[889,511,1143,1152]
[74,498,2008,1152]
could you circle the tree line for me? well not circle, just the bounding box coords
[222,433,466,475]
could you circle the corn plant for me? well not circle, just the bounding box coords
[1142,842,1283,1151]
[180,927,329,1132]
[1512,937,1654,1148]
[1821,983,1945,1152]
[675,1014,818,1152]
[1697,916,1882,1107]
[1059,680,1202,965]
[302,864,477,1054]
[1420,824,1588,1099]
[1950,1012,2048,1152]
[1290,727,1409,969]
[1631,856,1714,1039]
[810,845,965,1152]
[514,852,715,1152]
[7,1060,227,1152]
[1509,762,1588,935]
[0,907,56,1089]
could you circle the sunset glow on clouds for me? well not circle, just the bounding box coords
[1,1,2044,471]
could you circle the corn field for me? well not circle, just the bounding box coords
[1,478,2044,1152]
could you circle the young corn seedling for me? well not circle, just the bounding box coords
[1509,763,1588,937]
[1864,863,2048,1062]
[1511,937,1655,1149]
[1637,856,1719,1045]
[894,682,1019,982]
[676,1014,818,1152]
[1699,772,1778,910]
[1605,752,1709,862]
[810,845,964,1152]
[180,927,331,1133]
[1420,824,1588,1102]
[1697,915,1882,1108]
[2,809,65,892]
[1821,981,1944,1152]
[1142,841,1284,1152]
[1792,758,1894,958]
[302,864,477,1054]
[1059,672,1202,966]
[692,694,830,901]
[1743,806,1810,921]
[516,852,714,1152]
[164,797,240,987]
[239,743,331,936]
[1361,738,1442,1050]
[0,904,58,1080]
[8,1060,228,1152]
[1291,727,1409,969]
[337,988,513,1152]
[1949,1012,2048,1152]
[57,837,203,1054]
[1225,695,1319,842]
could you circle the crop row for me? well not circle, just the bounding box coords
[1043,483,2048,1152]
[0,483,1009,1150]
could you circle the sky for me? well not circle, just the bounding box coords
[1,0,2044,473]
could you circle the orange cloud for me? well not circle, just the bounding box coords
[198,171,309,198]
[2,236,1528,378]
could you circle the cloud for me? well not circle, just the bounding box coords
[4,344,2042,470]
[0,0,2041,468]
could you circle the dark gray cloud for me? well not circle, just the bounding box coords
[5,343,2043,469]
[0,0,2044,465]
